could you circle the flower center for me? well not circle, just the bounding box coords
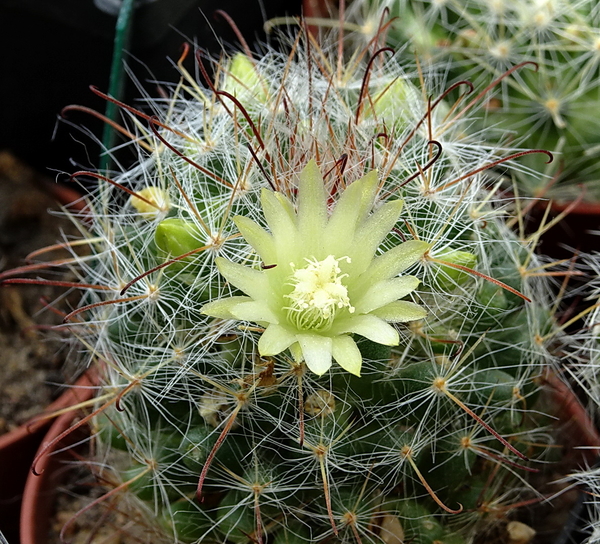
[285,255,355,331]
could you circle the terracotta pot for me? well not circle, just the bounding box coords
[549,200,600,217]
[0,419,50,544]
[18,371,97,544]
[0,372,96,544]
[303,0,331,18]
[40,181,88,213]
[537,371,600,543]
[544,370,600,461]
[526,199,600,260]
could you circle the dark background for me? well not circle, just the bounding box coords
[0,0,302,182]
[0,6,299,540]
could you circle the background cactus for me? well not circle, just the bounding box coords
[335,0,600,203]
[21,16,600,544]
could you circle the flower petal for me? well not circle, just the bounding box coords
[332,335,362,377]
[324,170,379,253]
[200,296,252,319]
[297,334,333,375]
[233,216,276,263]
[372,301,427,322]
[258,324,298,356]
[353,276,421,314]
[261,188,297,244]
[355,240,430,289]
[351,199,404,271]
[216,257,271,300]
[297,160,328,251]
[230,300,279,324]
[261,189,301,270]
[334,314,399,346]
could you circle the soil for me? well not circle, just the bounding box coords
[0,151,81,433]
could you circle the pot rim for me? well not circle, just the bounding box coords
[0,371,97,452]
[19,371,97,544]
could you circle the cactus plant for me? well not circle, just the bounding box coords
[333,0,600,203]
[11,16,600,544]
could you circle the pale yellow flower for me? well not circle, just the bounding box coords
[201,160,429,376]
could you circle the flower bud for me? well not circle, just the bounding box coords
[155,218,203,257]
[130,186,170,219]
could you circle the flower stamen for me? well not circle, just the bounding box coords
[285,255,355,331]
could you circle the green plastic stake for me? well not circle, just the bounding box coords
[100,0,135,173]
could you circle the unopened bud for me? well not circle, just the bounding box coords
[155,218,202,257]
[130,186,170,219]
